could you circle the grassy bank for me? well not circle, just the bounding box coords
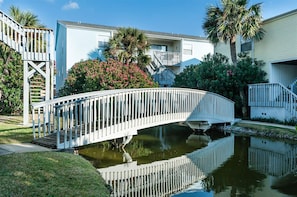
[231,122,297,141]
[0,116,110,196]
[0,152,110,196]
[0,115,32,144]
[234,122,297,135]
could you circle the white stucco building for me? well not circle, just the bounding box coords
[55,21,213,91]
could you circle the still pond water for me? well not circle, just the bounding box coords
[78,124,297,197]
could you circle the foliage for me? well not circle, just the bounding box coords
[173,65,199,88]
[203,0,265,63]
[104,27,151,71]
[173,53,267,117]
[9,5,45,28]
[0,42,23,114]
[59,59,158,96]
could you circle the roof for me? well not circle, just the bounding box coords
[263,8,297,24]
[57,20,208,41]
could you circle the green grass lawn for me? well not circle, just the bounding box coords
[0,115,33,144]
[0,152,110,196]
[0,116,110,196]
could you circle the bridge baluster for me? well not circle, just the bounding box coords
[32,88,234,149]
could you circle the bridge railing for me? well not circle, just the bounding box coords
[0,10,54,61]
[98,135,234,196]
[32,88,234,149]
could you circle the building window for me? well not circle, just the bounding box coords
[183,44,192,55]
[151,44,167,52]
[98,41,108,49]
[241,38,252,52]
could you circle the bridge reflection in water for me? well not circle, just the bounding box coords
[98,135,234,196]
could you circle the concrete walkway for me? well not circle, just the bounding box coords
[0,143,52,156]
[238,120,296,130]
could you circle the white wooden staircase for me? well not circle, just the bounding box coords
[249,82,297,121]
[0,10,55,124]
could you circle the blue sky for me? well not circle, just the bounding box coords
[0,0,296,36]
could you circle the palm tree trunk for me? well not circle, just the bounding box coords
[229,37,237,64]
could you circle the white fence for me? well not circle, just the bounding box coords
[99,135,234,197]
[32,88,234,149]
[248,83,297,118]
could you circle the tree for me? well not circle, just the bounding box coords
[203,0,265,64]
[0,43,23,114]
[104,27,151,71]
[173,53,267,117]
[59,59,158,96]
[0,6,45,114]
[9,6,45,28]
[234,53,267,117]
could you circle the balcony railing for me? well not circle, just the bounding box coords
[154,51,180,66]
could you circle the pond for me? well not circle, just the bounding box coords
[78,123,297,197]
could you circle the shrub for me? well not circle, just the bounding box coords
[0,42,23,114]
[59,59,158,96]
[173,53,267,118]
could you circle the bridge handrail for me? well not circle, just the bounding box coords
[32,88,234,149]
[32,88,234,109]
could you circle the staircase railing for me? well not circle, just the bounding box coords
[248,83,297,117]
[152,52,163,69]
[0,10,54,61]
[289,78,297,95]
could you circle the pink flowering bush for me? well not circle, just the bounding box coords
[59,59,158,96]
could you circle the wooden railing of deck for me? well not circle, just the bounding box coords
[0,10,55,125]
[0,10,54,61]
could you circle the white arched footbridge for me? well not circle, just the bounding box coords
[32,88,234,149]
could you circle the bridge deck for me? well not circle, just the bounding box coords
[32,133,57,149]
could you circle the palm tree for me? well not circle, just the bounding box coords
[203,0,265,64]
[105,27,151,70]
[9,6,45,28]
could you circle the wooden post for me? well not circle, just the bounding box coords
[23,61,30,125]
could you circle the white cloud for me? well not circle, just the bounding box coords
[62,1,79,10]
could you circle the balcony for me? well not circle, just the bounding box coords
[154,51,181,66]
